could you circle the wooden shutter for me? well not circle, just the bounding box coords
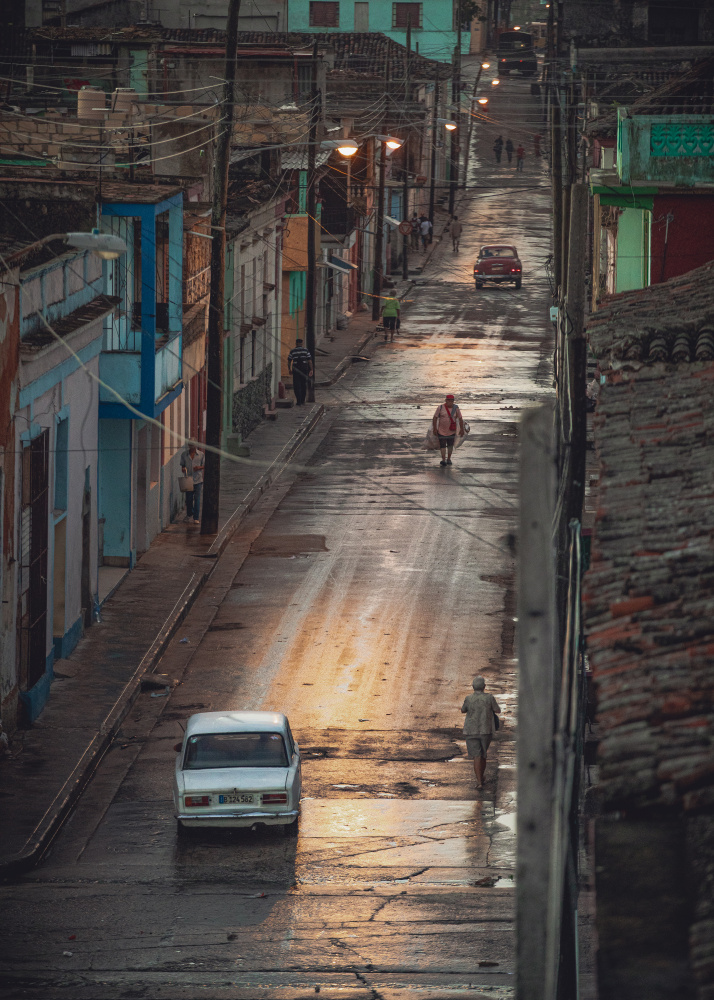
[393,3,421,28]
[309,2,339,27]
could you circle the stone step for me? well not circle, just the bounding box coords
[275,399,294,409]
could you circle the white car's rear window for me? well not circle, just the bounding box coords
[185,732,289,769]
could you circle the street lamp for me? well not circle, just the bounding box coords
[321,139,358,157]
[481,61,490,69]
[438,118,458,131]
[477,97,489,106]
[491,79,500,86]
[35,229,128,260]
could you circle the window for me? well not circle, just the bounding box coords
[309,1,339,26]
[184,732,289,770]
[54,418,68,511]
[392,2,422,28]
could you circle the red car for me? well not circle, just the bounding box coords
[474,244,523,290]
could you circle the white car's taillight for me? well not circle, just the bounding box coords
[185,795,211,807]
[262,793,288,805]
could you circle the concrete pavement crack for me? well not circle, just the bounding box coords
[354,969,385,1000]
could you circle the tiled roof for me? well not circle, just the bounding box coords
[21,293,120,348]
[100,181,183,203]
[585,56,714,138]
[583,361,714,816]
[586,260,714,365]
[29,27,448,77]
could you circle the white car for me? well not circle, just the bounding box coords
[173,711,301,834]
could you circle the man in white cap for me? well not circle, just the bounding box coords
[461,676,501,788]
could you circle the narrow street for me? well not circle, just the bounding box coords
[0,76,552,1000]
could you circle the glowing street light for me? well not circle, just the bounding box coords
[481,61,490,69]
[491,78,500,86]
[477,97,489,106]
[321,138,359,157]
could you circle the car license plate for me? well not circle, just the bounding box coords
[218,793,254,805]
[492,266,502,271]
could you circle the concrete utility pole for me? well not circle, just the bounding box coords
[202,0,241,535]
[402,16,411,281]
[565,184,588,527]
[371,43,391,322]
[428,68,439,233]
[306,40,319,402]
[371,138,387,322]
[516,404,557,1000]
[448,3,462,216]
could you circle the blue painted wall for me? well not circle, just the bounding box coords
[98,419,132,562]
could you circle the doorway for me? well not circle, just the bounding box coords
[354,1,369,30]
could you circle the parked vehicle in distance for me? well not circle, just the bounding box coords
[173,711,301,834]
[474,245,523,289]
[496,30,538,76]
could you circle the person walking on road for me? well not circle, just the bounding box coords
[505,138,514,165]
[381,295,400,342]
[533,133,542,157]
[516,143,526,171]
[432,393,465,466]
[419,215,432,251]
[287,338,313,406]
[411,213,421,250]
[450,215,463,253]
[461,676,501,788]
[493,135,503,164]
[180,443,205,525]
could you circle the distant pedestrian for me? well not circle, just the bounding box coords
[461,676,501,789]
[381,295,400,342]
[180,443,205,525]
[505,138,514,165]
[287,338,313,406]
[419,215,432,251]
[516,144,525,171]
[432,393,465,466]
[493,135,503,164]
[410,213,420,250]
[533,133,542,157]
[450,215,463,252]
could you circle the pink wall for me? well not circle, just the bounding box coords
[651,195,714,284]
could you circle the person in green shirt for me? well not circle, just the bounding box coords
[381,296,401,342]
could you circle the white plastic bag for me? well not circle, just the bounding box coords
[423,421,470,451]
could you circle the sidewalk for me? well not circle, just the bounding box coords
[0,311,383,878]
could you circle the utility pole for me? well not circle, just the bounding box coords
[371,138,387,321]
[463,60,484,188]
[428,67,439,233]
[448,2,462,215]
[306,40,319,403]
[402,16,411,281]
[201,0,241,535]
[565,184,588,526]
[371,43,391,322]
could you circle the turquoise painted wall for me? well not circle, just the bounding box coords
[287,1,462,61]
[618,110,714,186]
[98,419,133,561]
[616,207,650,294]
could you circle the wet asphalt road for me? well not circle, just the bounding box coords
[0,76,552,1000]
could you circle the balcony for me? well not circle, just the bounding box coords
[98,185,184,419]
[320,207,357,243]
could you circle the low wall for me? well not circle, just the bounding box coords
[232,364,273,441]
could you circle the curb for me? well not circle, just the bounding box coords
[0,404,326,881]
[207,403,324,558]
[317,282,416,387]
[0,572,204,880]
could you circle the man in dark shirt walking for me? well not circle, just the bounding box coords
[287,339,313,406]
